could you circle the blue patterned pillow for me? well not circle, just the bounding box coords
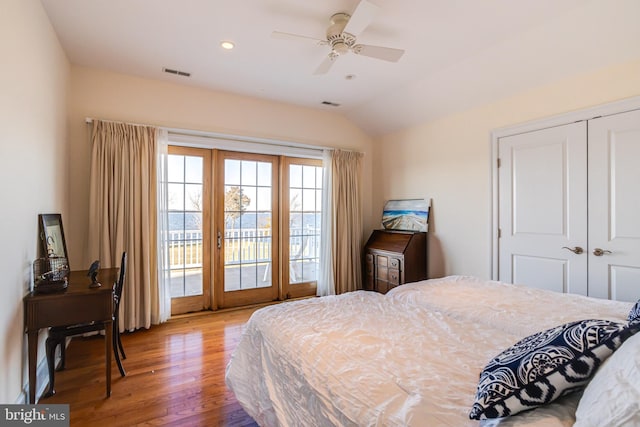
[628,299,640,324]
[469,319,639,420]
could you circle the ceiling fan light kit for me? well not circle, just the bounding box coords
[271,0,405,75]
[328,12,351,37]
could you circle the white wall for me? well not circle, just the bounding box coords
[375,59,640,279]
[66,67,375,269]
[0,0,70,403]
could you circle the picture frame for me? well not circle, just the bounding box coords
[39,214,69,263]
[382,198,430,232]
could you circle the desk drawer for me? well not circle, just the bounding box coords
[26,294,113,330]
[389,258,401,269]
[389,269,400,285]
[377,266,389,281]
[376,255,388,267]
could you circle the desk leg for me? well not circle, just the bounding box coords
[27,330,38,404]
[105,320,112,398]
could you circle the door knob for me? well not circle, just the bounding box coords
[593,248,612,256]
[562,246,584,254]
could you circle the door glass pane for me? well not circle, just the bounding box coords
[168,184,184,210]
[303,165,316,187]
[185,156,203,183]
[167,155,184,182]
[225,159,241,185]
[257,162,272,186]
[241,161,257,186]
[290,188,302,210]
[289,164,302,187]
[289,164,322,285]
[302,189,316,211]
[242,186,257,210]
[224,159,273,291]
[240,264,257,289]
[256,187,271,211]
[185,184,202,211]
[168,154,203,298]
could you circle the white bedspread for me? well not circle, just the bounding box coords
[387,276,632,337]
[225,276,634,427]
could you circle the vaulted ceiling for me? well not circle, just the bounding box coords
[41,0,640,136]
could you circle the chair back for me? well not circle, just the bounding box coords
[114,252,127,312]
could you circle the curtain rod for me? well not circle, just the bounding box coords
[84,117,364,154]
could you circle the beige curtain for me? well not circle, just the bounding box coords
[331,150,364,294]
[88,120,158,331]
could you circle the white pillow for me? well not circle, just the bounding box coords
[574,332,640,427]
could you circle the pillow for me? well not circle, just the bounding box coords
[469,319,638,420]
[628,299,640,324]
[574,332,640,427]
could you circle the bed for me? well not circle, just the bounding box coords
[225,276,640,426]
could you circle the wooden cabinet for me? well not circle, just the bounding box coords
[363,230,427,293]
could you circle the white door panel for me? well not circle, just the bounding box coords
[610,266,640,302]
[498,122,588,295]
[513,143,566,235]
[512,255,567,293]
[588,109,640,301]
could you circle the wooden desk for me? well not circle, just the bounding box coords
[24,268,118,404]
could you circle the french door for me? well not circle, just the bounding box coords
[215,151,279,308]
[168,147,211,314]
[281,157,323,299]
[168,146,322,313]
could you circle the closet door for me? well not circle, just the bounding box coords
[587,109,640,302]
[498,122,588,294]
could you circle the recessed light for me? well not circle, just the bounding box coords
[220,40,235,50]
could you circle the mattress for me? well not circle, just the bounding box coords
[225,276,635,426]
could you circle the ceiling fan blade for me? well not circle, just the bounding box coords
[313,55,337,75]
[352,44,404,62]
[343,0,379,36]
[271,31,326,45]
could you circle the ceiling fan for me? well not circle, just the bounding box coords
[272,0,405,75]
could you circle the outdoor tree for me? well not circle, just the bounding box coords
[225,186,251,228]
[187,188,203,230]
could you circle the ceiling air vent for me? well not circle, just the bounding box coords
[321,101,341,107]
[162,67,191,77]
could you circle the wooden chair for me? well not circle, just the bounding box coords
[45,252,127,397]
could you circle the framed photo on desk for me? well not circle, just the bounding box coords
[39,213,69,264]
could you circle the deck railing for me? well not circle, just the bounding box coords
[168,228,319,268]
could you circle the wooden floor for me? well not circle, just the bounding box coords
[43,308,260,427]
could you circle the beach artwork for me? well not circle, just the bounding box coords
[382,199,430,232]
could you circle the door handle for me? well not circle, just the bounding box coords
[562,246,584,254]
[217,231,222,249]
[593,248,612,256]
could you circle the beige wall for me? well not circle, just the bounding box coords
[375,59,640,279]
[0,0,70,403]
[66,67,374,269]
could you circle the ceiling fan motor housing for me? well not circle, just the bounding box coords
[327,13,356,55]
